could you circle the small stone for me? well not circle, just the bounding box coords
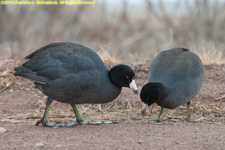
[138,140,142,143]
[156,137,164,140]
[122,100,127,104]
[34,143,44,147]
[180,142,187,145]
[24,88,30,91]
[34,132,40,134]
[0,127,7,134]
[55,145,64,148]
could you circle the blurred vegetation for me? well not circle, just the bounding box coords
[0,0,225,64]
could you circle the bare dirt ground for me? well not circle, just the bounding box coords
[0,60,225,150]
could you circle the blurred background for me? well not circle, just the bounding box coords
[0,0,225,64]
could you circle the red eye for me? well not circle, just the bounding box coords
[126,76,129,79]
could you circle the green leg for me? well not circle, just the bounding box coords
[71,104,117,125]
[71,104,83,123]
[155,107,163,122]
[36,98,116,127]
[185,102,191,122]
[36,97,77,127]
[35,97,53,126]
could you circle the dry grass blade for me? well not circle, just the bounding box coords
[191,43,225,64]
[216,95,225,100]
[0,70,14,77]
[97,46,121,65]
[0,83,11,93]
[0,71,15,91]
[149,104,155,116]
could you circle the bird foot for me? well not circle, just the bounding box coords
[154,119,160,123]
[141,120,162,124]
[35,118,116,127]
[185,118,190,122]
[35,118,78,127]
[76,118,84,124]
[79,120,117,125]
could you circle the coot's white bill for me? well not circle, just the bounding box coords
[129,79,138,94]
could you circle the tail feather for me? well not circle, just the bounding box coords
[14,66,48,84]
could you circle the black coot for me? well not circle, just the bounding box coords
[140,48,203,122]
[15,42,138,127]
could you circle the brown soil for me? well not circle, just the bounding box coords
[0,60,225,150]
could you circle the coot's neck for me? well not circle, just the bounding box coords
[108,70,121,88]
[153,82,168,102]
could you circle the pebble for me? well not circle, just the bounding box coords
[24,88,30,91]
[156,137,164,140]
[122,100,127,104]
[179,142,187,145]
[34,143,44,147]
[0,127,7,134]
[138,140,143,143]
[34,132,40,134]
[55,145,64,148]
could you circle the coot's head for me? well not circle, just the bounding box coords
[140,82,168,106]
[109,64,138,94]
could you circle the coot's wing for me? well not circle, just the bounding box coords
[14,42,106,85]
